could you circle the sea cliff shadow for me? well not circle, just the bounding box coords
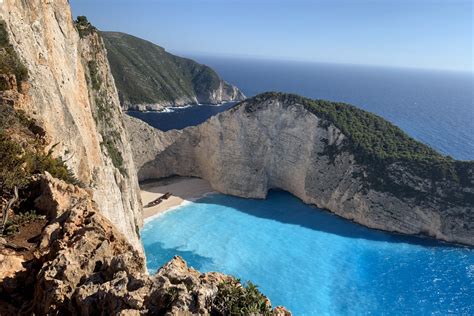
[144,241,215,273]
[191,190,467,249]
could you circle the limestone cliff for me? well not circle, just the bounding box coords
[126,93,474,246]
[102,31,246,111]
[0,0,142,249]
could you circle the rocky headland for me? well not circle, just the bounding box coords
[126,93,474,246]
[102,31,246,111]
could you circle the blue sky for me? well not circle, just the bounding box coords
[70,0,473,72]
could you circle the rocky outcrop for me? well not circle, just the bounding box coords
[124,80,245,112]
[101,31,246,111]
[34,172,91,220]
[1,175,289,315]
[0,0,143,250]
[126,94,474,246]
[195,79,245,108]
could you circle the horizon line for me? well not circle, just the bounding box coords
[171,50,474,74]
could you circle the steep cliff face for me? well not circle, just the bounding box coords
[0,0,142,250]
[126,93,474,246]
[102,31,246,111]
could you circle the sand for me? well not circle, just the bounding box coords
[140,177,214,220]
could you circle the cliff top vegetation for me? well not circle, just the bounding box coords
[74,16,97,38]
[243,93,473,203]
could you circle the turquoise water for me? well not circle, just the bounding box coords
[142,191,474,315]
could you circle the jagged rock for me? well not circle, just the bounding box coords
[1,176,287,315]
[0,251,25,283]
[32,191,145,314]
[34,172,91,219]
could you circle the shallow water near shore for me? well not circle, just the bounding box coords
[141,191,474,315]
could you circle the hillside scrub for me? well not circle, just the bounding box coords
[246,93,473,203]
[0,105,79,198]
[75,16,97,38]
[0,21,28,88]
[102,32,229,106]
[212,280,272,316]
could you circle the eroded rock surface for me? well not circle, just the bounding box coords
[1,176,289,315]
[0,0,142,250]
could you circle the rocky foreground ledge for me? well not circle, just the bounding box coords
[0,173,290,315]
[126,92,474,246]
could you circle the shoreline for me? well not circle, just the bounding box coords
[126,100,239,114]
[140,177,215,222]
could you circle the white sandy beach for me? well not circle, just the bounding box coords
[140,177,214,220]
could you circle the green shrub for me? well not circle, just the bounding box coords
[27,149,80,185]
[212,280,271,316]
[0,20,28,87]
[0,105,80,196]
[88,60,101,90]
[75,16,97,38]
[4,210,45,236]
[0,132,80,192]
[101,136,126,176]
[0,132,30,191]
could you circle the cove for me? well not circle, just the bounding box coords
[141,191,474,315]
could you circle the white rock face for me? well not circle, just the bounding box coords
[199,80,246,105]
[1,0,143,250]
[126,97,474,246]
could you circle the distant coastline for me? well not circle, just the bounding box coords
[189,55,474,160]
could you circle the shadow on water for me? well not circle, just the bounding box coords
[144,241,215,273]
[190,189,469,249]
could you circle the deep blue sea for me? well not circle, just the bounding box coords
[139,58,474,315]
[130,56,473,160]
[143,191,474,316]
